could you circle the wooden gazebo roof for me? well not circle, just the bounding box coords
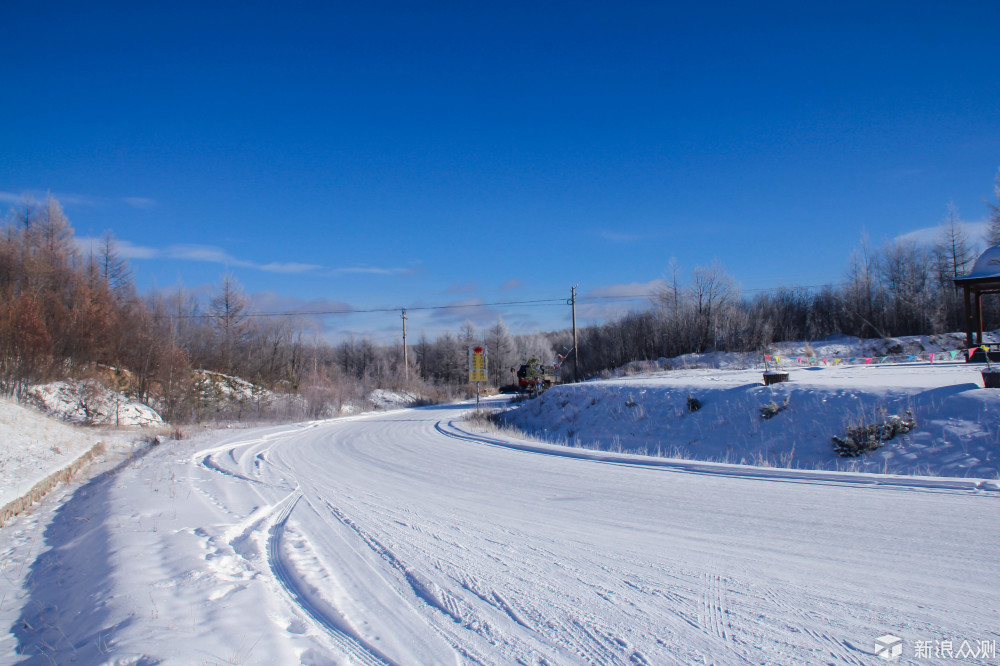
[954,244,1000,351]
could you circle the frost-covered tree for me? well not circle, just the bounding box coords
[210,274,251,372]
[935,203,975,283]
[986,170,1000,248]
[488,316,513,386]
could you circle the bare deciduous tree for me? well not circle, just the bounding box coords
[210,274,251,373]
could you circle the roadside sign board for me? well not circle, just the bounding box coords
[469,345,488,382]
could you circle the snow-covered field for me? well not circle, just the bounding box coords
[503,337,1000,478]
[1,396,998,664]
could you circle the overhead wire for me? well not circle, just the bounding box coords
[157,283,848,319]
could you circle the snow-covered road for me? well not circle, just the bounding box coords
[7,399,1000,664]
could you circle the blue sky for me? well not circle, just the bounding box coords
[2,1,999,341]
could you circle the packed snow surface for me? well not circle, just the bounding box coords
[2,398,997,664]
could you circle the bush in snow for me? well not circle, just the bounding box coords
[686,395,702,412]
[759,396,790,420]
[832,410,915,457]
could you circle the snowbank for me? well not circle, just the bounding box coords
[502,351,1000,478]
[369,388,420,409]
[27,381,162,426]
[0,397,115,512]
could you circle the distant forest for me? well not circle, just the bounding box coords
[2,185,999,421]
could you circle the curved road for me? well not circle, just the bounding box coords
[13,399,1000,664]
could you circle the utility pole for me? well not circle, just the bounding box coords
[570,285,579,382]
[401,308,409,383]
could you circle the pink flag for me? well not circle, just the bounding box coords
[930,353,935,363]
[969,348,977,359]
[864,358,872,364]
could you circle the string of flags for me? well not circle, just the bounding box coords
[763,345,994,368]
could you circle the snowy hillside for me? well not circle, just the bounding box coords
[27,380,162,427]
[501,333,1000,478]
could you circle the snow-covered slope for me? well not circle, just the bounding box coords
[0,397,107,510]
[27,380,162,426]
[0,396,158,516]
[502,337,1000,478]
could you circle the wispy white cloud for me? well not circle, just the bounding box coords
[1,190,155,209]
[0,190,100,206]
[895,219,987,246]
[75,237,325,274]
[577,279,669,322]
[249,291,355,317]
[258,262,324,274]
[122,196,157,209]
[499,279,522,292]
[164,244,246,265]
[56,193,103,206]
[330,265,412,276]
[116,240,162,260]
[428,298,501,327]
[585,279,668,299]
[76,236,160,259]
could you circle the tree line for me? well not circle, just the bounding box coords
[0,197,559,420]
[567,193,1000,379]
[1,178,998,421]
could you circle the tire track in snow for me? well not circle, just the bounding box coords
[700,571,728,642]
[320,500,499,665]
[323,500,478,630]
[760,587,869,665]
[266,493,395,666]
[690,569,760,665]
[199,452,266,486]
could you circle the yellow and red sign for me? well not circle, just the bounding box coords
[468,345,488,382]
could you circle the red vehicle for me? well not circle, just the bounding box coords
[516,361,557,392]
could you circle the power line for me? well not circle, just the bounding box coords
[158,297,567,319]
[576,283,848,304]
[158,283,851,320]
